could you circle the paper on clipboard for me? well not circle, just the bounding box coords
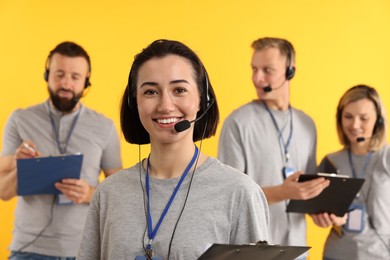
[286,173,365,216]
[17,154,83,196]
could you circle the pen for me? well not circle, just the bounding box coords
[23,143,36,153]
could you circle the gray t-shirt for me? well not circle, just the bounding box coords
[1,101,122,257]
[218,100,317,246]
[319,145,390,259]
[78,157,269,260]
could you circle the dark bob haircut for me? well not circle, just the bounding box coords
[120,39,219,145]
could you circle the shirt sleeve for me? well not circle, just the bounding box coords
[229,178,270,244]
[217,116,247,173]
[370,145,390,235]
[78,188,102,259]
[100,121,122,171]
[305,121,318,174]
[1,110,23,156]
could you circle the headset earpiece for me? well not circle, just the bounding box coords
[44,56,50,82]
[84,77,91,88]
[285,66,295,80]
[205,73,211,103]
[44,69,49,82]
[371,87,384,135]
[285,43,295,80]
[377,116,384,127]
[202,70,213,112]
[373,114,384,134]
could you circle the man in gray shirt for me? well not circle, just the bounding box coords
[0,41,122,260]
[218,37,329,252]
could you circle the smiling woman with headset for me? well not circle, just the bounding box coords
[77,39,269,260]
[314,85,390,260]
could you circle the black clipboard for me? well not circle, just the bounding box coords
[198,241,310,260]
[17,154,83,195]
[286,173,365,216]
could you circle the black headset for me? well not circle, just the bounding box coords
[43,56,91,89]
[337,85,384,134]
[373,101,384,133]
[201,70,213,109]
[361,85,383,133]
[285,42,296,80]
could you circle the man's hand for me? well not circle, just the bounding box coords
[281,171,330,200]
[15,141,39,159]
[263,171,330,204]
[55,178,95,204]
[311,212,347,228]
[0,141,40,200]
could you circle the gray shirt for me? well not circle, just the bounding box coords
[218,101,317,246]
[319,145,390,259]
[1,101,122,257]
[78,157,269,260]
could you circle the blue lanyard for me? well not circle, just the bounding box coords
[263,102,293,163]
[48,102,81,154]
[145,146,199,250]
[348,150,372,179]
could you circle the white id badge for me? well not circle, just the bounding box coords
[346,204,365,232]
[56,194,73,205]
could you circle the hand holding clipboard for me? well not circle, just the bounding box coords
[286,173,365,216]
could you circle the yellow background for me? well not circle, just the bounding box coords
[1,0,389,259]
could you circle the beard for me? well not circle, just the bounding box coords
[48,87,83,113]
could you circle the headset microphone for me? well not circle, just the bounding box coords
[262,81,286,93]
[356,137,365,143]
[263,86,272,93]
[174,98,215,132]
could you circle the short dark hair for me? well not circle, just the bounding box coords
[120,39,219,145]
[46,41,91,72]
